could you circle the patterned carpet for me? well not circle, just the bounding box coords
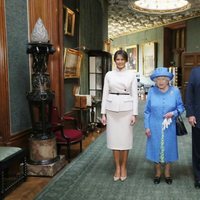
[36,101,199,200]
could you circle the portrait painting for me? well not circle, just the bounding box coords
[64,6,75,36]
[125,45,138,71]
[142,42,157,77]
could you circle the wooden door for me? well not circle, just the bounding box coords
[181,52,200,102]
[164,22,186,89]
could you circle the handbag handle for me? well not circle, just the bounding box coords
[176,109,184,120]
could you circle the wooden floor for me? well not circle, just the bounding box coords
[5,130,104,200]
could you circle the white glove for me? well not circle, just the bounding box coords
[162,118,172,130]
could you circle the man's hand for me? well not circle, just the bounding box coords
[188,116,196,127]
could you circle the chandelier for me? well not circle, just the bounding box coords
[129,0,191,14]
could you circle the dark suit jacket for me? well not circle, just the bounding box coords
[186,66,200,128]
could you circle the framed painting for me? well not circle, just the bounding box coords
[63,48,83,78]
[111,47,123,69]
[103,39,111,53]
[125,45,138,71]
[142,42,157,77]
[64,6,75,36]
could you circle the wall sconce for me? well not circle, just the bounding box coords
[73,45,89,53]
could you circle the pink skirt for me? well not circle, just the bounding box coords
[106,110,133,150]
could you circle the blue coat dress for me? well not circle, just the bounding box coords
[144,86,184,163]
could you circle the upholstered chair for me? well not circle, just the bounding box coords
[51,107,83,162]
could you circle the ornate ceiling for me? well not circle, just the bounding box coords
[108,0,200,39]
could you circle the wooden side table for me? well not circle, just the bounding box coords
[72,107,90,135]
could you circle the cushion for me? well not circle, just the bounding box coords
[63,116,75,121]
[55,129,83,142]
[0,147,22,161]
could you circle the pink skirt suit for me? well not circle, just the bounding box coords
[101,68,138,150]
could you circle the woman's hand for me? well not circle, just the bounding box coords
[130,115,136,126]
[145,128,151,137]
[101,114,107,126]
[164,112,174,119]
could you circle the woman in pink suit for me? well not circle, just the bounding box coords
[101,50,138,181]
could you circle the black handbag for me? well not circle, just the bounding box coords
[176,111,188,136]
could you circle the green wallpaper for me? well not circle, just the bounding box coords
[5,0,31,134]
[186,17,200,52]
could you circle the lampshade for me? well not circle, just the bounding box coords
[129,0,191,14]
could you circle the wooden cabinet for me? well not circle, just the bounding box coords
[88,50,112,100]
[88,50,112,121]
[181,52,200,101]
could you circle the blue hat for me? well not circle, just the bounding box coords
[150,67,173,81]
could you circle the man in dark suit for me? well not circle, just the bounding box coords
[186,66,200,188]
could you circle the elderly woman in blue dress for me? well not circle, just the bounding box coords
[144,67,184,184]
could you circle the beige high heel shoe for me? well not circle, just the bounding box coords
[120,176,127,181]
[113,176,120,181]
[120,168,127,181]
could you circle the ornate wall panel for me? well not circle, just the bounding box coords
[0,0,10,144]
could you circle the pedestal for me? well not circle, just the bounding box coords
[27,155,66,176]
[29,136,58,165]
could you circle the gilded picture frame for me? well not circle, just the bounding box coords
[125,45,138,71]
[64,48,83,78]
[142,42,157,77]
[64,6,75,36]
[103,39,111,52]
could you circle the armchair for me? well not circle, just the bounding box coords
[51,107,83,162]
